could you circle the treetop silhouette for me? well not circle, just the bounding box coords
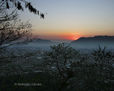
[1,0,44,18]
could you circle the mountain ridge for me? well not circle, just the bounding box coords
[71,36,114,43]
[30,38,52,43]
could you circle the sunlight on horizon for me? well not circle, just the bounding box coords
[19,0,114,40]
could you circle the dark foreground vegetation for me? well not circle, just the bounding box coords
[0,43,114,91]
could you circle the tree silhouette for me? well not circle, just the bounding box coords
[0,0,44,18]
[0,11,32,49]
[0,2,32,49]
[43,43,80,91]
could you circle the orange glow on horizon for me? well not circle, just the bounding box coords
[61,34,80,40]
[59,33,82,40]
[72,33,82,40]
[32,32,81,40]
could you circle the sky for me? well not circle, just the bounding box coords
[19,0,114,40]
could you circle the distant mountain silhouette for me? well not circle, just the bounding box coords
[71,36,114,44]
[31,38,52,43]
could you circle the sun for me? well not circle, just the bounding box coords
[71,33,81,40]
[62,33,81,40]
[72,35,80,40]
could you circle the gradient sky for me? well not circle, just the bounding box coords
[19,0,114,40]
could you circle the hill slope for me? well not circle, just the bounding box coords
[71,36,114,43]
[31,38,52,43]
